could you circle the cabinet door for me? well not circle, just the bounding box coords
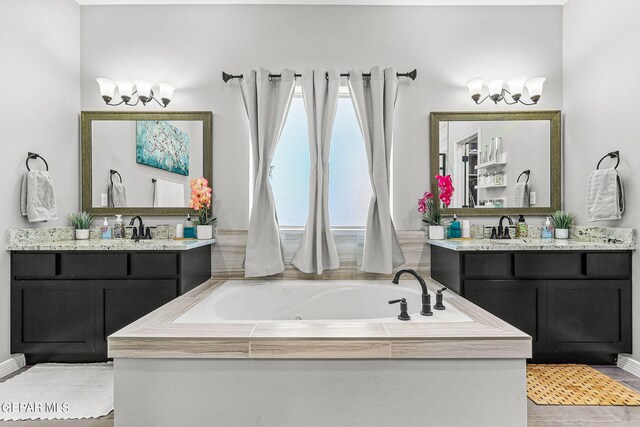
[547,280,631,363]
[465,280,546,354]
[95,280,177,355]
[11,281,96,362]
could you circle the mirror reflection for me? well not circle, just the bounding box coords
[91,120,203,208]
[438,120,551,209]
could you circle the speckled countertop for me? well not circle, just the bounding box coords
[6,226,215,251]
[427,238,635,251]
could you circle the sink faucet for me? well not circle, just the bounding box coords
[496,215,514,239]
[129,216,147,240]
[391,269,433,316]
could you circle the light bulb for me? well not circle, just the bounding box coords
[487,79,504,103]
[525,77,546,103]
[505,76,527,101]
[158,82,175,107]
[115,79,135,103]
[467,78,484,103]
[96,78,116,103]
[135,80,153,104]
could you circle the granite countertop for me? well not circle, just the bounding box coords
[7,238,216,251]
[427,238,635,252]
[6,226,216,251]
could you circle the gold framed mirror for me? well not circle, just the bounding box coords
[429,110,561,216]
[81,111,212,216]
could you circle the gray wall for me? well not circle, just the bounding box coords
[0,0,80,363]
[80,4,564,230]
[563,0,640,359]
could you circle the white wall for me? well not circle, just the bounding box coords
[0,0,80,363]
[563,0,640,358]
[80,4,563,229]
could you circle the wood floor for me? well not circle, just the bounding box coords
[2,365,640,426]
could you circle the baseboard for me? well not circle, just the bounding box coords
[0,354,26,379]
[617,354,640,378]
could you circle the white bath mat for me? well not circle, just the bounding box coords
[0,362,113,421]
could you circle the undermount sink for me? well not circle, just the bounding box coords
[486,239,528,244]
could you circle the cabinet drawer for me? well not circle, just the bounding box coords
[464,253,512,278]
[12,253,56,278]
[586,253,630,278]
[514,253,582,278]
[60,253,128,278]
[130,253,178,277]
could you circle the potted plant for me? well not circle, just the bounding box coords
[68,211,94,240]
[419,175,454,240]
[550,211,575,239]
[190,177,218,240]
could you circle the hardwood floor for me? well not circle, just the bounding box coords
[1,365,640,426]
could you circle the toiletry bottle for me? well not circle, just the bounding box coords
[516,214,528,238]
[183,214,196,239]
[101,217,112,239]
[542,216,554,239]
[449,214,461,239]
[113,215,125,239]
[461,220,471,239]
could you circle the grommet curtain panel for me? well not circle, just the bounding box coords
[240,69,296,277]
[291,69,341,274]
[348,67,406,273]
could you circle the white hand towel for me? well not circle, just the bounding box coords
[586,167,624,221]
[514,182,529,208]
[108,182,127,207]
[20,170,57,222]
[153,179,185,207]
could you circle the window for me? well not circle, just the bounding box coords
[270,87,372,227]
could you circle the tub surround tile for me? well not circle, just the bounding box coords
[108,278,530,360]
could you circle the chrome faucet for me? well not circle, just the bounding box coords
[129,216,149,240]
[496,215,514,239]
[391,269,432,316]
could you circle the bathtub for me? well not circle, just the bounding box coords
[173,279,473,324]
[111,278,530,427]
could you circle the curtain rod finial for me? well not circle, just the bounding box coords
[407,69,417,81]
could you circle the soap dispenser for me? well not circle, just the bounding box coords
[100,217,112,239]
[515,214,528,238]
[183,214,196,239]
[542,216,554,239]
[113,215,125,239]
[449,214,461,239]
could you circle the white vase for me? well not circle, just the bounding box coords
[197,225,213,240]
[555,228,569,239]
[75,229,90,240]
[428,225,445,240]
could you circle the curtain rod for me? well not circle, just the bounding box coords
[221,69,417,83]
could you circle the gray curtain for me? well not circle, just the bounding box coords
[348,67,405,274]
[240,68,296,277]
[292,69,341,274]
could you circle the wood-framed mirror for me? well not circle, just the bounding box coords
[81,111,212,216]
[429,110,561,216]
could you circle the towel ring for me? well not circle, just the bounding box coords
[110,169,122,185]
[597,151,620,170]
[517,170,531,184]
[26,152,49,171]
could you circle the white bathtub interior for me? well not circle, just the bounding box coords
[173,280,473,324]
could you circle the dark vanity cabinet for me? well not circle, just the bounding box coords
[11,245,212,363]
[431,246,632,364]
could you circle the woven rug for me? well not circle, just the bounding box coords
[527,364,640,406]
[0,363,113,420]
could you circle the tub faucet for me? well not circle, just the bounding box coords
[129,216,148,240]
[391,269,433,316]
[496,215,514,239]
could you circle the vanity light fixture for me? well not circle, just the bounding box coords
[96,78,175,107]
[467,76,545,105]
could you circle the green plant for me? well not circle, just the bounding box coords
[550,211,575,229]
[68,211,94,229]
